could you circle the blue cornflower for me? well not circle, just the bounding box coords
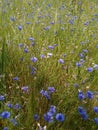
[10,118,18,126]
[40,54,46,59]
[48,105,56,116]
[93,64,98,69]
[10,17,15,21]
[40,90,50,99]
[18,25,22,30]
[21,86,29,93]
[0,95,5,101]
[78,107,88,120]
[58,59,64,64]
[48,45,54,49]
[14,104,21,109]
[31,57,38,62]
[34,114,39,120]
[24,48,29,53]
[13,76,19,81]
[87,67,93,72]
[29,37,34,41]
[44,91,51,99]
[86,91,94,99]
[56,113,65,122]
[79,53,84,58]
[78,91,85,100]
[76,62,82,67]
[44,26,50,30]
[93,107,98,113]
[3,127,8,130]
[44,113,53,123]
[1,111,10,119]
[82,49,88,53]
[6,103,13,108]
[48,87,55,93]
[19,43,24,47]
[94,118,98,124]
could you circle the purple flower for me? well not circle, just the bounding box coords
[3,127,8,130]
[87,67,93,72]
[34,114,39,120]
[31,57,38,62]
[13,76,19,81]
[76,62,82,67]
[78,91,85,100]
[24,48,29,53]
[86,91,94,99]
[29,37,34,41]
[10,17,15,21]
[93,107,98,113]
[58,59,64,64]
[48,87,55,93]
[7,103,13,108]
[44,26,50,30]
[94,118,98,124]
[93,64,98,69]
[44,113,53,123]
[1,111,10,119]
[10,118,18,126]
[18,25,22,30]
[0,95,5,101]
[21,86,29,93]
[48,45,54,49]
[14,104,21,109]
[40,54,46,59]
[78,107,88,120]
[56,113,65,122]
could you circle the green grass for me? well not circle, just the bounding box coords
[0,0,98,130]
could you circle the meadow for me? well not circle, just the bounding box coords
[0,0,98,130]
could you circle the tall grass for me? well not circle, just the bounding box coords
[0,0,98,130]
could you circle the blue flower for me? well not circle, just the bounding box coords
[56,113,65,122]
[13,76,19,81]
[58,59,64,64]
[48,45,54,49]
[14,104,21,109]
[34,114,39,120]
[18,25,22,30]
[78,107,88,120]
[6,103,13,108]
[29,37,34,41]
[10,118,18,126]
[76,62,82,67]
[78,91,85,100]
[86,91,94,99]
[94,118,98,124]
[1,111,10,119]
[40,90,50,99]
[3,127,8,130]
[24,48,29,53]
[93,107,98,113]
[48,105,56,116]
[31,57,38,62]
[48,87,55,93]
[44,113,53,123]
[10,17,15,21]
[86,67,93,72]
[21,86,29,93]
[0,95,5,101]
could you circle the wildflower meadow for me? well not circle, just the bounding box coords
[0,0,98,130]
